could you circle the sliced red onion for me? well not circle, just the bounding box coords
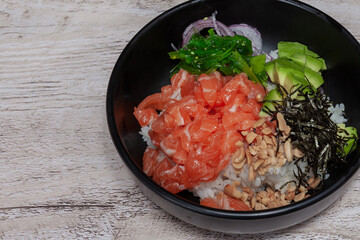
[252,46,261,56]
[171,43,178,51]
[182,15,234,47]
[229,24,262,54]
[211,11,221,36]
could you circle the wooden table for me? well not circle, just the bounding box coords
[1,0,359,239]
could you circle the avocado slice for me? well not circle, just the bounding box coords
[267,57,324,92]
[278,41,327,71]
[305,49,319,58]
[265,61,276,83]
[264,43,327,107]
[319,58,327,70]
[274,58,308,87]
[338,123,358,155]
[304,67,324,89]
[282,71,310,93]
[279,41,318,58]
[259,89,283,117]
[278,41,307,58]
[289,53,323,72]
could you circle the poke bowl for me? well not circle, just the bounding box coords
[106,0,360,233]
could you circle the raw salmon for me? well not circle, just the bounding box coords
[200,192,251,211]
[134,69,265,197]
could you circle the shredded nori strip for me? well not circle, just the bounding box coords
[263,85,357,188]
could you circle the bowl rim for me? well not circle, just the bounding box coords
[106,0,360,219]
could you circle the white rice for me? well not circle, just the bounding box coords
[191,157,309,199]
[140,126,155,148]
[329,103,347,124]
[266,81,277,91]
[265,50,279,63]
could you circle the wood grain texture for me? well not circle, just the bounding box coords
[0,0,359,239]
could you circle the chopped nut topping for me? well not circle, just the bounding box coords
[224,184,243,199]
[232,160,245,170]
[253,160,263,170]
[294,191,306,202]
[245,149,252,165]
[267,148,275,157]
[241,186,254,198]
[288,185,296,193]
[259,140,268,150]
[255,202,267,210]
[252,118,266,128]
[285,191,295,201]
[264,157,271,166]
[284,139,293,162]
[248,165,255,181]
[258,149,268,159]
[277,156,287,166]
[233,180,241,186]
[271,135,278,146]
[246,132,257,144]
[270,156,277,166]
[239,192,249,203]
[277,112,287,132]
[309,177,321,189]
[232,147,245,163]
[250,197,256,209]
[225,115,315,211]
[278,144,284,153]
[307,177,315,185]
[257,167,267,176]
[284,125,291,136]
[293,148,304,158]
[262,127,272,135]
[256,135,263,144]
[249,145,258,155]
[263,135,273,145]
[235,141,244,147]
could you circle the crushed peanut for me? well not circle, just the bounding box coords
[263,135,273,145]
[232,161,245,170]
[276,112,287,132]
[252,118,266,128]
[246,132,257,144]
[294,191,306,202]
[262,127,272,135]
[293,148,304,158]
[284,139,293,162]
[226,116,318,211]
[308,177,321,189]
[224,184,243,199]
[221,181,315,211]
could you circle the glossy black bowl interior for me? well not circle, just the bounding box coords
[107,0,360,233]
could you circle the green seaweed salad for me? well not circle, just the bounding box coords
[169,29,268,86]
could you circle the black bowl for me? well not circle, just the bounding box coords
[107,0,360,233]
